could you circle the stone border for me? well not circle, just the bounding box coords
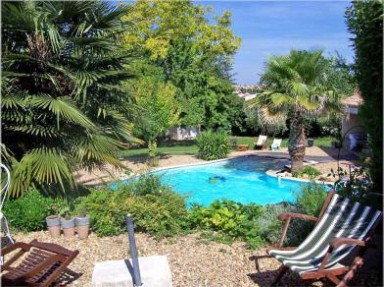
[265,170,334,186]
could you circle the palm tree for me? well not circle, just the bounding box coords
[249,50,341,173]
[1,1,137,197]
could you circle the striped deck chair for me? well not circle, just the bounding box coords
[267,190,382,286]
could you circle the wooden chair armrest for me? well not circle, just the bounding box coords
[31,240,75,257]
[319,238,366,271]
[1,242,33,270]
[330,238,366,248]
[1,242,31,255]
[278,212,318,222]
[276,213,318,248]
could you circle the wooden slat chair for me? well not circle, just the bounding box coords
[254,135,268,150]
[1,239,81,286]
[266,190,382,287]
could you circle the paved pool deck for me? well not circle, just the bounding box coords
[74,146,360,185]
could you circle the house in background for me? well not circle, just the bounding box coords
[167,126,200,141]
[341,90,367,151]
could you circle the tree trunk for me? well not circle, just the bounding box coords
[288,111,306,174]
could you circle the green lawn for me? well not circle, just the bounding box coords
[118,136,334,159]
[118,141,198,159]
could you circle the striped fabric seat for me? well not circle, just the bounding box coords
[268,193,382,275]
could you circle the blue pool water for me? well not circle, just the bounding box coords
[149,156,307,206]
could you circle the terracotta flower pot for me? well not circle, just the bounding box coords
[75,216,90,239]
[60,218,75,238]
[46,215,61,237]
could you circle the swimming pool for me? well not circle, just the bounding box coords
[150,156,307,206]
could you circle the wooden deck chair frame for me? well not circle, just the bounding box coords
[255,190,382,287]
[1,239,81,286]
[254,135,268,150]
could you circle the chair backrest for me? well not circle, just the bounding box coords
[272,138,282,147]
[256,135,267,145]
[287,192,382,271]
[0,164,15,252]
[1,239,80,286]
[1,163,11,211]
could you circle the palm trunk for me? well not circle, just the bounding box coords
[288,111,306,174]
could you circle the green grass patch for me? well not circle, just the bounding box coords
[119,145,198,159]
[118,136,334,159]
[312,136,333,148]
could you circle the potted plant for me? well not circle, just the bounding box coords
[46,214,61,238]
[75,209,90,239]
[60,207,75,238]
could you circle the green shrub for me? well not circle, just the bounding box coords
[292,166,321,178]
[294,182,328,216]
[3,189,68,232]
[330,166,373,205]
[196,131,230,160]
[188,200,263,248]
[75,175,188,237]
[292,182,328,246]
[258,202,297,244]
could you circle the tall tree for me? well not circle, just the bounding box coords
[249,50,342,173]
[121,0,241,131]
[346,0,383,192]
[126,63,180,163]
[1,1,136,196]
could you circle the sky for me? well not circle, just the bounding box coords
[198,1,355,85]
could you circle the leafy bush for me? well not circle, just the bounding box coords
[330,166,374,204]
[292,166,321,178]
[258,202,297,244]
[196,131,230,160]
[3,189,68,232]
[75,175,188,237]
[188,200,263,248]
[259,183,328,246]
[294,182,328,216]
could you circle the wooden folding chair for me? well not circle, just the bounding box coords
[254,135,268,150]
[1,239,81,286]
[264,190,382,286]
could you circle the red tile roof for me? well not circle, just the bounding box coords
[341,90,364,107]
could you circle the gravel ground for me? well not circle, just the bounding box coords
[13,231,379,287]
[13,231,322,287]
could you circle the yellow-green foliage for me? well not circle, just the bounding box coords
[121,0,241,61]
[188,200,264,248]
[130,73,180,142]
[293,166,322,178]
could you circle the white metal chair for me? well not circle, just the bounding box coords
[270,138,282,151]
[1,164,15,264]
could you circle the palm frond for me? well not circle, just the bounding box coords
[73,134,125,171]
[27,95,96,131]
[9,147,74,197]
